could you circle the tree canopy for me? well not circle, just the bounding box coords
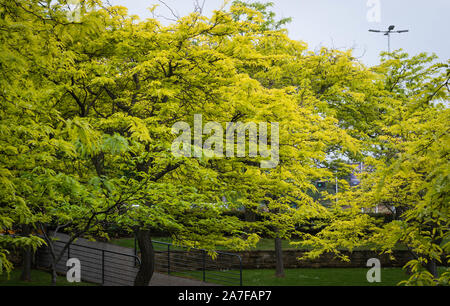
[0,0,448,286]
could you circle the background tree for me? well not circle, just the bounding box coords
[299,51,449,286]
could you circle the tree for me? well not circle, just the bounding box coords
[5,0,445,288]
[0,0,356,285]
[0,0,69,279]
[299,51,449,286]
[226,1,365,277]
[0,0,147,284]
[0,0,302,284]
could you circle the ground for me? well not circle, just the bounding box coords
[173,267,447,286]
[0,269,96,286]
[242,268,410,286]
[1,266,447,286]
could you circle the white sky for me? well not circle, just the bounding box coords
[107,0,449,67]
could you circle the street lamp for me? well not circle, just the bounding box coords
[369,25,409,54]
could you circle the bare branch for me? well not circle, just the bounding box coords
[158,0,180,21]
[193,0,206,15]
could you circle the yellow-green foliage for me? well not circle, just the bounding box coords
[0,1,447,286]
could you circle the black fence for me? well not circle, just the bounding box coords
[149,240,243,286]
[36,234,242,286]
[37,238,141,286]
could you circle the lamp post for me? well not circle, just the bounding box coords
[369,25,409,54]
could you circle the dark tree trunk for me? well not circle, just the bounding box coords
[407,248,439,280]
[426,258,438,279]
[394,206,407,220]
[244,209,256,222]
[20,224,32,282]
[50,262,57,285]
[134,229,155,286]
[39,225,60,286]
[20,247,33,281]
[274,237,285,278]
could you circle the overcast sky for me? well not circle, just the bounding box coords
[108,0,449,67]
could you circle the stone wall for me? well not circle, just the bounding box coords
[152,248,415,271]
[231,250,414,269]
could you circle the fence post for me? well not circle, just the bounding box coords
[202,250,206,282]
[102,249,105,285]
[167,244,171,275]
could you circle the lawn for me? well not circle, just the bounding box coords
[172,267,446,286]
[241,268,410,286]
[2,267,446,286]
[111,236,173,249]
[0,269,96,286]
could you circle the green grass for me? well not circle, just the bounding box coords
[0,269,96,286]
[111,236,172,249]
[172,267,446,286]
[242,268,410,286]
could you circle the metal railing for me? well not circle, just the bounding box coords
[149,240,243,286]
[37,238,141,286]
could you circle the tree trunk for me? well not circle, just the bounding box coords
[20,247,33,281]
[20,224,32,282]
[407,248,439,280]
[50,261,57,285]
[44,237,59,285]
[425,258,438,279]
[274,237,285,278]
[134,229,155,286]
[244,209,256,222]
